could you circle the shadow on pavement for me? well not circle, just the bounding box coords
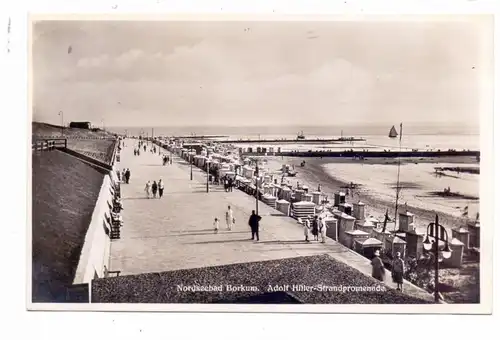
[185,238,253,245]
[257,240,308,244]
[128,231,250,240]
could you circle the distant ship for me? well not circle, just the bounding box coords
[389,125,398,138]
[297,131,305,140]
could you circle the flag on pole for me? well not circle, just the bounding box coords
[399,123,403,142]
[382,209,390,232]
[462,206,469,217]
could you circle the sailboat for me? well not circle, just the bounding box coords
[297,131,305,140]
[389,125,398,138]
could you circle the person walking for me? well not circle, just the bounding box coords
[371,250,386,282]
[392,252,405,291]
[158,179,164,198]
[248,210,261,241]
[125,169,131,184]
[319,217,327,243]
[151,181,158,198]
[213,217,220,234]
[303,217,311,242]
[144,181,152,199]
[311,215,319,241]
[225,205,234,230]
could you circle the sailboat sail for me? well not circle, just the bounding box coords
[389,125,398,138]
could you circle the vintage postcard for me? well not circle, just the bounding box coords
[28,14,493,313]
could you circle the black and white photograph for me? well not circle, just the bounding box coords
[29,15,493,311]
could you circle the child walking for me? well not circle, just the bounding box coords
[213,218,220,233]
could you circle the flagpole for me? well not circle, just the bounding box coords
[394,123,403,230]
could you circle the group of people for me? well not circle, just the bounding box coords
[212,206,262,242]
[213,206,236,233]
[223,175,235,192]
[117,168,131,184]
[162,154,173,166]
[302,215,328,243]
[134,140,147,156]
[371,250,405,291]
[144,179,165,199]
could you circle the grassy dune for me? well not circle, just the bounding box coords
[32,122,117,163]
[32,150,105,302]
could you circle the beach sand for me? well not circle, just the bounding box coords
[263,156,479,233]
[260,155,480,303]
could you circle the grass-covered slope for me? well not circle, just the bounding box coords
[32,150,105,302]
[32,122,117,164]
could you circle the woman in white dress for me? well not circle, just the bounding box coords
[319,217,327,243]
[304,216,311,242]
[225,205,234,230]
[144,181,151,198]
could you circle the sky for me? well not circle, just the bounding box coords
[31,17,492,128]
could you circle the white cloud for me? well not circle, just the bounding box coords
[76,54,109,68]
[32,20,489,127]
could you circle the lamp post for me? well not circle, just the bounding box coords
[255,163,259,215]
[423,214,452,303]
[190,147,193,181]
[206,161,210,193]
[58,111,64,136]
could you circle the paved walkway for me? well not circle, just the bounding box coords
[110,139,432,301]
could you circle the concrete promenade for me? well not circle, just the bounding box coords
[110,139,432,301]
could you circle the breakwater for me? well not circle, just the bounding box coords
[219,137,366,144]
[434,166,480,174]
[243,150,480,158]
[172,135,229,139]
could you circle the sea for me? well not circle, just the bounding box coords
[109,124,480,221]
[108,124,480,151]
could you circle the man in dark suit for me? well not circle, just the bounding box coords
[248,210,262,241]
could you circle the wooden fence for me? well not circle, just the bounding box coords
[32,138,67,151]
[35,135,117,140]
